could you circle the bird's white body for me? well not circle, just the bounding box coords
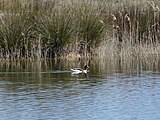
[71,69,87,74]
[70,65,89,75]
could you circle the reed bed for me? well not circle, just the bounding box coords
[0,0,160,60]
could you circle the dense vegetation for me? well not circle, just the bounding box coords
[0,0,160,60]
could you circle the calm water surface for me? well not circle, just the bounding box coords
[0,59,160,120]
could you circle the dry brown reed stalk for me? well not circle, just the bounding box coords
[97,40,160,74]
[124,14,132,43]
[97,35,160,62]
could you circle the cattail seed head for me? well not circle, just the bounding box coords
[99,20,104,24]
[125,14,130,21]
[111,14,117,21]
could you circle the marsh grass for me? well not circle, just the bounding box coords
[0,0,160,60]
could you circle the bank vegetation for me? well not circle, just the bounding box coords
[0,0,160,60]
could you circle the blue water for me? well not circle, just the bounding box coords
[0,60,160,120]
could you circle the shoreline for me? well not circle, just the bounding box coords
[0,44,159,61]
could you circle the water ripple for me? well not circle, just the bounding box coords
[0,67,160,120]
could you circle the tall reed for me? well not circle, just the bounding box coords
[0,0,160,60]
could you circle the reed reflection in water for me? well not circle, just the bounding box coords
[0,58,160,120]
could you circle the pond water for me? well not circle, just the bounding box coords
[0,59,160,120]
